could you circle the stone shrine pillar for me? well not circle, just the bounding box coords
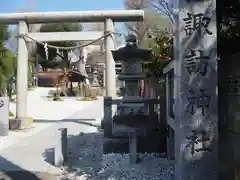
[173,0,218,179]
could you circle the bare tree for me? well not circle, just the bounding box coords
[147,0,177,37]
[148,0,174,25]
[124,0,172,47]
[124,0,150,46]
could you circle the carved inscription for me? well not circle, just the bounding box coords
[184,49,210,76]
[117,106,145,116]
[183,12,213,36]
[186,89,210,116]
[185,130,212,156]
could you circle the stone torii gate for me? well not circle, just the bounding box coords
[0,10,144,129]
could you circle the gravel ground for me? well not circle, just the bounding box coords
[60,132,173,180]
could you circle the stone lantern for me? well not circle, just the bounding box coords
[111,34,153,163]
[91,68,100,87]
[111,34,151,122]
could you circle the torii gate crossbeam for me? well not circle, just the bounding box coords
[0,10,144,130]
[0,10,144,24]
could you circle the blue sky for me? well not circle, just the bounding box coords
[0,0,125,13]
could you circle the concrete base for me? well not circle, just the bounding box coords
[9,117,33,130]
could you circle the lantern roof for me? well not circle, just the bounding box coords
[111,34,152,61]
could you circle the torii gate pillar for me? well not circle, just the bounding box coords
[105,18,116,97]
[11,21,29,129]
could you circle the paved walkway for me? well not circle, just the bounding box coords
[0,88,96,151]
[0,88,103,179]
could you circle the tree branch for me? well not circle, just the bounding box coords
[148,0,175,26]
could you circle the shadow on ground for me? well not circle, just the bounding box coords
[0,119,59,180]
[0,156,58,180]
[34,118,102,129]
